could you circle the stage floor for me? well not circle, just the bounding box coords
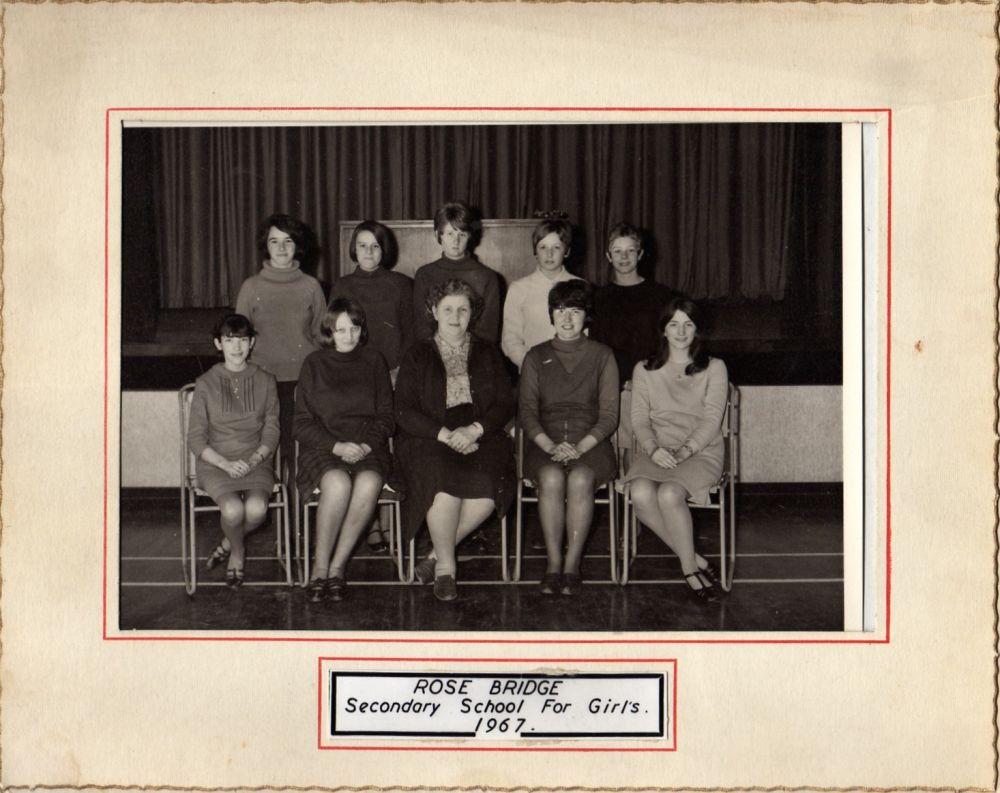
[118,489,843,633]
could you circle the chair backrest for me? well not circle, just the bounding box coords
[723,383,740,481]
[178,384,197,486]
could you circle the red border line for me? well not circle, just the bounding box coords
[885,109,893,643]
[108,105,891,113]
[103,108,111,641]
[106,105,892,646]
[317,657,677,753]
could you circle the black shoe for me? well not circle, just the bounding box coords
[326,576,347,601]
[539,573,562,596]
[684,570,721,603]
[560,572,581,596]
[433,575,458,602]
[459,530,489,555]
[366,526,389,554]
[306,577,326,603]
[414,557,436,585]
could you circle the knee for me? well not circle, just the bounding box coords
[244,495,269,525]
[319,469,351,495]
[536,465,565,495]
[657,483,687,508]
[218,498,244,525]
[630,479,655,505]
[567,467,595,497]
[355,470,384,496]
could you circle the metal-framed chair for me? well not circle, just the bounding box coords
[619,383,740,589]
[178,384,293,596]
[511,423,620,584]
[292,440,405,585]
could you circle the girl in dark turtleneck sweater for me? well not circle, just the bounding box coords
[412,201,501,344]
[519,281,619,597]
[331,220,413,377]
[294,299,394,603]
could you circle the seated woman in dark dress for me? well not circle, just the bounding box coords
[294,299,394,602]
[394,279,515,602]
[187,313,279,588]
[519,281,619,596]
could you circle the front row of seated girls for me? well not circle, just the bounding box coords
[188,280,727,605]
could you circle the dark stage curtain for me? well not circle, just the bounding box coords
[141,123,839,310]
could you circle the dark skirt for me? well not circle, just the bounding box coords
[296,444,389,498]
[395,404,515,542]
[523,437,617,487]
[522,414,617,486]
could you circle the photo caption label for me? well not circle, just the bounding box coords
[326,672,667,741]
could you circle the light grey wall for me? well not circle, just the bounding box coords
[121,385,843,488]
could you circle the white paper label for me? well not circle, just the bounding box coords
[325,672,668,741]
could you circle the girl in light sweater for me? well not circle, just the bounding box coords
[236,213,326,471]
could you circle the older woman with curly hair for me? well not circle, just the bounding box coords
[393,278,515,601]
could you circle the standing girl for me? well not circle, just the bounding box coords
[236,213,327,470]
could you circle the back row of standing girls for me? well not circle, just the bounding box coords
[189,202,727,605]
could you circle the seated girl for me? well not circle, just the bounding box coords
[187,313,279,588]
[394,279,515,602]
[294,299,394,602]
[518,281,619,596]
[623,296,728,602]
[501,218,584,370]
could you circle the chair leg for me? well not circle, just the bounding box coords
[607,484,618,584]
[620,488,630,586]
[724,479,736,591]
[293,487,304,585]
[303,503,311,585]
[500,514,508,581]
[394,504,408,583]
[406,538,416,584]
[281,496,293,586]
[514,481,524,582]
[181,489,197,596]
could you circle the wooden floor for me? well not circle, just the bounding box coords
[118,488,843,633]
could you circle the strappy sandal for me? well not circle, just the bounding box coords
[206,541,230,570]
[697,559,722,588]
[683,570,721,603]
[225,566,244,589]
